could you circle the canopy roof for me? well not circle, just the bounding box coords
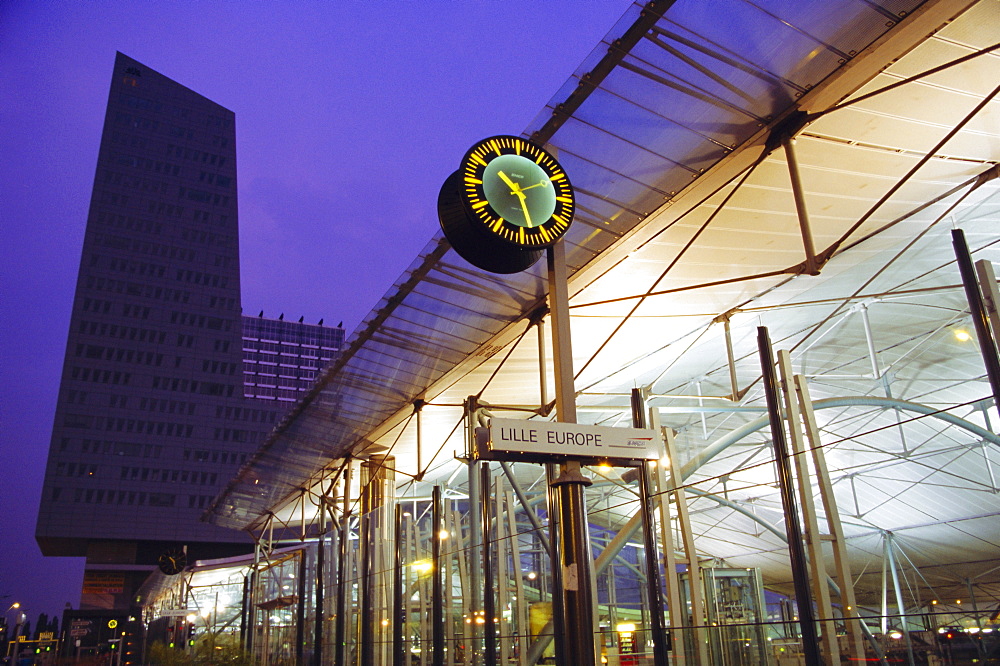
[207,0,1000,604]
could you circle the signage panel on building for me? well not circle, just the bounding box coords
[476,418,659,465]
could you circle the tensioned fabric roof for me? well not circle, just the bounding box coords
[207,0,1000,604]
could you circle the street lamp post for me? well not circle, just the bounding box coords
[5,603,23,661]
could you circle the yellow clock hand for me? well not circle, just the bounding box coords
[519,180,550,192]
[497,170,521,194]
[515,190,533,227]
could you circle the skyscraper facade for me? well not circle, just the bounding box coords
[35,53,341,610]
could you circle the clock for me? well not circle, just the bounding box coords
[157,547,187,575]
[439,135,574,274]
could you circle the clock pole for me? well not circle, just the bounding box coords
[546,240,598,666]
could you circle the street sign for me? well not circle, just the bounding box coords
[476,418,659,464]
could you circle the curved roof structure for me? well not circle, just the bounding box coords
[207,0,1000,609]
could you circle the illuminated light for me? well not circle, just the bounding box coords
[956,599,962,604]
[888,630,902,640]
[660,456,671,469]
[465,618,472,625]
[846,606,852,611]
[381,619,389,627]
[412,560,433,574]
[616,623,636,633]
[186,614,196,622]
[403,512,411,517]
[475,616,485,624]
[983,627,993,634]
[597,464,612,472]
[954,329,972,342]
[439,529,449,540]
[931,600,938,605]
[526,572,537,581]
[968,627,980,634]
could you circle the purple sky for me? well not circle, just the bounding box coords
[0,1,630,621]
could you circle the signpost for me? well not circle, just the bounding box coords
[477,418,659,464]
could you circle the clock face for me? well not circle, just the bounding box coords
[459,135,574,249]
[157,547,187,576]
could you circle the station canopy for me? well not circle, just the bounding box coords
[207,0,1000,605]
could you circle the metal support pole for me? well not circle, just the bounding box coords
[482,465,497,666]
[499,461,551,557]
[662,425,707,664]
[545,463,566,665]
[296,549,308,666]
[240,575,250,652]
[648,408,683,666]
[314,510,325,666]
[467,453,482,664]
[953,228,1000,410]
[359,461,378,666]
[782,134,819,275]
[537,315,549,407]
[793,375,867,661]
[394,504,406,666]
[546,241,598,666]
[778,351,838,664]
[975,259,1000,343]
[722,315,740,400]
[432,486,445,666]
[334,461,351,666]
[757,327,821,665]
[631,389,668,666]
[416,400,425,476]
[551,467,597,665]
[885,534,916,666]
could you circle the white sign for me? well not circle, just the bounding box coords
[484,418,659,462]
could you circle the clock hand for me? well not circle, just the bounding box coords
[519,180,550,192]
[497,170,521,194]
[514,190,533,228]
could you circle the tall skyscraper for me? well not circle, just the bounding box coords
[35,53,342,610]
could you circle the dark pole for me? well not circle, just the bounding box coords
[296,548,308,666]
[545,464,567,664]
[241,574,251,652]
[432,486,444,666]
[334,461,351,666]
[552,467,597,666]
[482,464,497,666]
[631,389,668,666]
[393,504,406,666]
[314,523,325,666]
[953,228,1000,410]
[758,327,821,665]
